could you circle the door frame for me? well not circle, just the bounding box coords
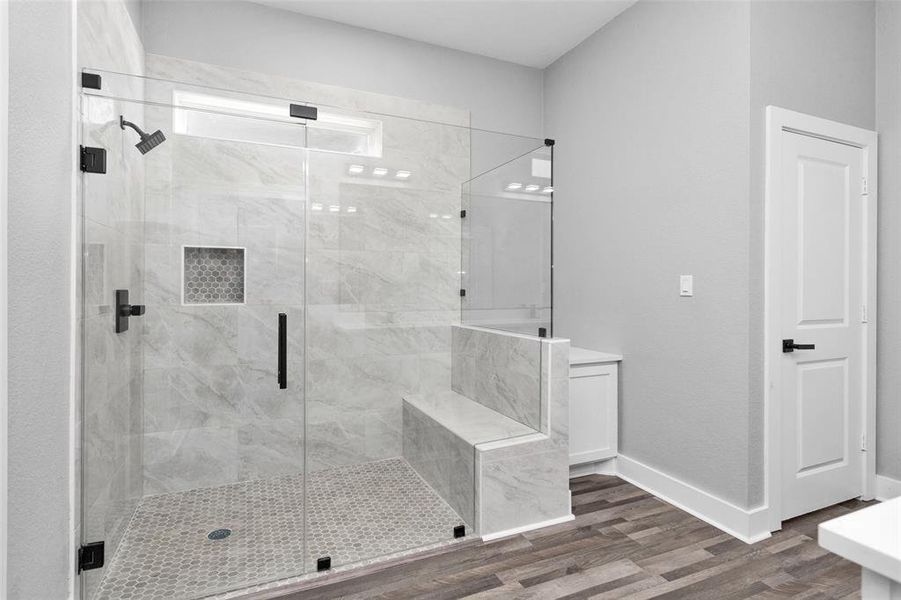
[764,106,877,532]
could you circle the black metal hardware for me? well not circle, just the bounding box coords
[544,138,555,147]
[459,289,466,297]
[78,541,104,572]
[453,525,466,538]
[81,72,101,90]
[783,339,815,353]
[316,556,331,572]
[115,289,145,333]
[289,104,318,120]
[460,209,467,218]
[538,327,547,338]
[278,313,287,389]
[80,146,107,174]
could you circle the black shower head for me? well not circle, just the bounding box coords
[120,115,166,154]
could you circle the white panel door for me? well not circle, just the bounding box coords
[780,131,865,521]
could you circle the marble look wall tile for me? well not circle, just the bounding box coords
[451,326,542,430]
[477,446,570,535]
[403,403,474,526]
[236,419,304,481]
[145,53,470,129]
[143,427,239,496]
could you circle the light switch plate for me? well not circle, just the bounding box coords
[680,275,693,297]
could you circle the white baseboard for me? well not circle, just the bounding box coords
[569,458,617,478]
[876,474,901,501]
[480,514,575,542]
[616,455,771,545]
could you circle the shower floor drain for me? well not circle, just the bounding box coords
[207,528,232,540]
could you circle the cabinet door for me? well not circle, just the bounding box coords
[569,363,618,465]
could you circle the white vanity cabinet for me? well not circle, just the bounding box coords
[568,347,622,466]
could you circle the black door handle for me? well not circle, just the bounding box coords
[783,339,815,353]
[278,313,287,389]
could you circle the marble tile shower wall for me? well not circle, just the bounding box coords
[452,326,542,430]
[140,55,471,488]
[78,1,146,597]
[141,107,307,494]
[305,118,469,472]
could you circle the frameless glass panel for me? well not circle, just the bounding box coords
[462,145,553,337]
[81,90,307,600]
[303,110,473,569]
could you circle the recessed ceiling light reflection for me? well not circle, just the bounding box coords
[395,170,412,179]
[329,205,340,212]
[348,164,365,175]
[525,184,540,192]
[441,214,452,219]
[429,213,438,219]
[372,167,388,176]
[505,182,522,191]
[311,203,323,211]
[346,206,357,213]
[542,186,554,194]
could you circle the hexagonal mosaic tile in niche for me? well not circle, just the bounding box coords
[183,246,245,304]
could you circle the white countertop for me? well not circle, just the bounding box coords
[819,497,901,582]
[570,346,623,365]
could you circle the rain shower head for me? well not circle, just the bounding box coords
[119,115,166,154]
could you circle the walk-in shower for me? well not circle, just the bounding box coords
[78,60,554,600]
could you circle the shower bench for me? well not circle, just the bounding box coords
[401,325,574,540]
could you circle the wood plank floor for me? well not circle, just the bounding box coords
[271,475,875,599]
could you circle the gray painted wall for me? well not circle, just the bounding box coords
[7,1,76,597]
[748,0,877,505]
[544,0,754,507]
[876,0,901,481]
[546,0,879,508]
[141,0,544,137]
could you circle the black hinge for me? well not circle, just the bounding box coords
[80,146,107,174]
[289,104,318,120]
[81,72,101,90]
[453,525,466,538]
[538,327,547,338]
[316,556,331,572]
[78,541,104,573]
[544,138,555,147]
[460,209,467,218]
[459,289,466,297]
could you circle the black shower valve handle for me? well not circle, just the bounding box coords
[115,289,145,333]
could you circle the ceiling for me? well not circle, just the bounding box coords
[251,1,636,68]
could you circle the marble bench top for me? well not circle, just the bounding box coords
[404,390,537,447]
[819,496,901,582]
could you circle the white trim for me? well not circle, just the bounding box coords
[875,475,901,501]
[763,106,878,532]
[479,514,574,542]
[569,458,617,478]
[617,455,771,544]
[0,0,9,595]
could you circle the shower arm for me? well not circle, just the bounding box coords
[119,115,148,139]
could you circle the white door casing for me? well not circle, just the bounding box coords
[765,106,877,530]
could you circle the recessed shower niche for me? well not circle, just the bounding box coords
[182,246,245,305]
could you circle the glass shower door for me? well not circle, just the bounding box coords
[80,83,310,599]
